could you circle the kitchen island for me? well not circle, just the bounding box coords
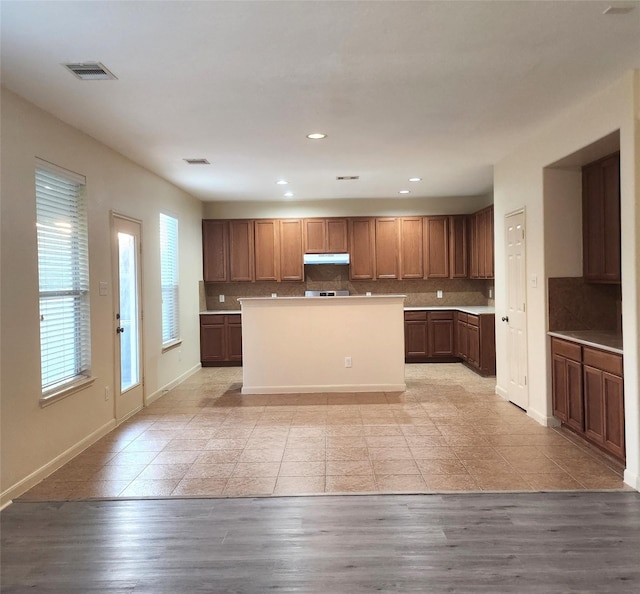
[239,295,406,394]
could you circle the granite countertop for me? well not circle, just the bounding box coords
[548,330,623,355]
[202,303,495,315]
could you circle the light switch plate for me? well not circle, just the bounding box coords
[437,290,443,299]
[99,281,108,296]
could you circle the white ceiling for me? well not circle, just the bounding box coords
[2,1,639,203]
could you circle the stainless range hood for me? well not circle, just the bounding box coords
[303,253,350,265]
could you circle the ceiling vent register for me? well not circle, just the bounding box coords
[183,159,210,165]
[336,176,359,181]
[62,62,117,80]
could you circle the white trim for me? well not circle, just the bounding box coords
[527,407,561,427]
[39,376,96,407]
[495,384,508,400]
[0,419,116,508]
[242,383,406,395]
[623,469,639,492]
[145,362,201,406]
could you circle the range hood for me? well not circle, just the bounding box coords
[303,253,350,265]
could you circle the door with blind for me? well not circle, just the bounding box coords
[112,214,144,421]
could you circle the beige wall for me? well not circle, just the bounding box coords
[494,71,639,490]
[0,89,204,504]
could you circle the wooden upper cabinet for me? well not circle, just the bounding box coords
[449,215,468,278]
[254,219,280,281]
[349,218,376,280]
[279,219,304,281]
[399,217,424,279]
[303,218,348,253]
[375,217,400,279]
[484,206,494,279]
[228,220,254,282]
[583,153,621,283]
[424,216,450,278]
[202,220,228,282]
[469,206,494,279]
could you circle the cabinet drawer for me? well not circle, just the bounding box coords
[405,311,427,321]
[583,347,623,376]
[200,314,224,326]
[551,338,582,362]
[457,312,468,323]
[467,314,479,327]
[429,311,453,321]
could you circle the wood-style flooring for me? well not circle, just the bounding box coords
[2,492,640,592]
[19,364,625,500]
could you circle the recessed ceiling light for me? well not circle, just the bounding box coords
[284,192,294,198]
[276,180,288,185]
[408,177,422,182]
[603,5,635,14]
[306,133,327,140]
[399,190,410,194]
[183,158,210,165]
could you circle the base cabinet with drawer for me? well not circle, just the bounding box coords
[200,314,242,366]
[455,312,495,376]
[551,337,625,461]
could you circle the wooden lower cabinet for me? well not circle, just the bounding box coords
[404,312,428,360]
[200,314,242,366]
[429,312,455,357]
[454,312,495,375]
[551,337,624,461]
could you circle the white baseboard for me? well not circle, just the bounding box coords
[242,383,406,395]
[0,419,117,508]
[495,384,508,400]
[145,362,201,406]
[623,469,639,492]
[527,407,561,427]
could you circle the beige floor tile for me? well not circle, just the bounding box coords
[452,446,505,461]
[440,434,492,447]
[282,448,326,462]
[120,479,180,497]
[325,475,377,493]
[245,437,288,449]
[521,472,584,490]
[91,464,147,482]
[569,471,625,489]
[415,459,469,476]
[47,464,102,482]
[19,481,75,500]
[232,462,281,477]
[423,474,480,491]
[403,435,447,448]
[368,447,413,460]
[196,450,243,464]
[507,457,564,474]
[274,475,325,495]
[238,448,284,463]
[325,425,364,437]
[326,435,367,448]
[288,427,326,438]
[205,438,248,450]
[473,474,532,491]
[121,438,172,453]
[184,463,236,479]
[68,480,130,498]
[150,451,200,465]
[107,451,159,466]
[224,476,276,496]
[163,439,210,451]
[400,425,442,436]
[286,436,325,449]
[364,436,408,448]
[462,458,515,475]
[372,459,420,475]
[409,446,458,460]
[375,474,427,492]
[326,447,369,461]
[279,461,326,477]
[326,460,373,476]
[136,464,192,480]
[172,478,227,496]
[213,426,255,438]
[362,425,403,436]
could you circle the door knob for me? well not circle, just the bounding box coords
[116,326,125,334]
[501,316,509,323]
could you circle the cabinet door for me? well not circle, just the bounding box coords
[349,218,376,280]
[228,220,254,282]
[399,217,424,279]
[200,317,226,362]
[405,321,428,359]
[254,219,280,281]
[303,219,326,253]
[449,216,468,278]
[424,216,449,278]
[584,365,605,445]
[280,219,304,281]
[456,317,468,360]
[468,214,479,279]
[375,217,400,279]
[476,211,487,278]
[566,359,584,432]
[484,206,494,279]
[467,323,480,367]
[202,220,228,282]
[552,354,569,422]
[603,372,625,459]
[428,313,454,356]
[227,317,243,362]
[326,218,348,253]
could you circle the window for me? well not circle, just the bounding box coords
[36,161,91,396]
[160,212,180,346]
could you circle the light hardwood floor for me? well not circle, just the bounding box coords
[2,492,640,592]
[19,364,626,500]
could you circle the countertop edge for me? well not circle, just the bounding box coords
[201,304,495,315]
[548,331,623,355]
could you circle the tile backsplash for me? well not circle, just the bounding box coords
[548,276,622,333]
[202,265,492,311]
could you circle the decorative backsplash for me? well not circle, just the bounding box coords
[202,265,492,311]
[548,277,622,333]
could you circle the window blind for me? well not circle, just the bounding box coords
[160,213,180,345]
[36,163,91,393]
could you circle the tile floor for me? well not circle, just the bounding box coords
[20,364,626,500]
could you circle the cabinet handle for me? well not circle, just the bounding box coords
[501,316,509,323]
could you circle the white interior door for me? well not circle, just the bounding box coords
[504,210,528,410]
[112,214,144,421]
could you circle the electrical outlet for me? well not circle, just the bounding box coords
[344,356,352,368]
[366,292,372,296]
[489,288,493,299]
[271,293,277,298]
[104,386,110,401]
[437,290,443,299]
[219,294,225,303]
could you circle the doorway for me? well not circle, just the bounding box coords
[504,209,528,410]
[111,214,144,421]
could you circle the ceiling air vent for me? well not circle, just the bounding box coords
[62,62,117,80]
[183,158,211,165]
[336,176,359,181]
[603,5,635,14]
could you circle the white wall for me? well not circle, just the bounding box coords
[0,89,204,504]
[494,71,639,489]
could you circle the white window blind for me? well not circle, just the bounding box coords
[160,213,180,345]
[36,162,91,394]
